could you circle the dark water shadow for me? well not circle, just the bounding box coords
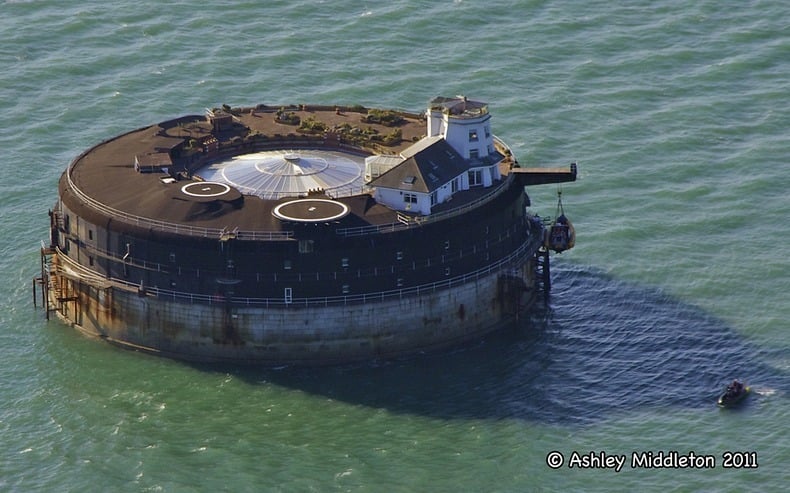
[199,263,788,425]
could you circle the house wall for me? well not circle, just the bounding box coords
[374,187,431,215]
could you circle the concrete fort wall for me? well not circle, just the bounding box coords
[51,257,536,365]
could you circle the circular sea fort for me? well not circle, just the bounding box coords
[37,96,576,364]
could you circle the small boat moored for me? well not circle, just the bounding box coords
[545,189,575,253]
[717,379,750,407]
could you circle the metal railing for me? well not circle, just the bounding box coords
[53,228,543,309]
[64,127,520,240]
[335,136,518,237]
[65,156,293,241]
[335,173,515,237]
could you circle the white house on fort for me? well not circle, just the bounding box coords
[368,96,504,216]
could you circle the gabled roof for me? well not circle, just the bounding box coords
[400,134,443,159]
[369,137,468,193]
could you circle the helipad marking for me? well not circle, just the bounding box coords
[181,182,231,197]
[272,199,350,223]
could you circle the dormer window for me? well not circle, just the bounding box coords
[402,176,416,185]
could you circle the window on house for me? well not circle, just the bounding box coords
[469,149,479,160]
[283,260,292,270]
[430,192,437,206]
[484,126,491,138]
[403,193,417,204]
[469,130,478,142]
[469,169,483,186]
[341,257,349,268]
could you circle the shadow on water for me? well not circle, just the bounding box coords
[205,263,788,425]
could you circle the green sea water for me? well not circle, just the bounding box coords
[1,1,788,491]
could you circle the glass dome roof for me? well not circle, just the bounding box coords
[197,150,367,200]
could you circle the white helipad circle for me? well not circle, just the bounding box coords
[272,199,350,223]
[181,182,231,197]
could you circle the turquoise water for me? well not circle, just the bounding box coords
[2,1,788,491]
